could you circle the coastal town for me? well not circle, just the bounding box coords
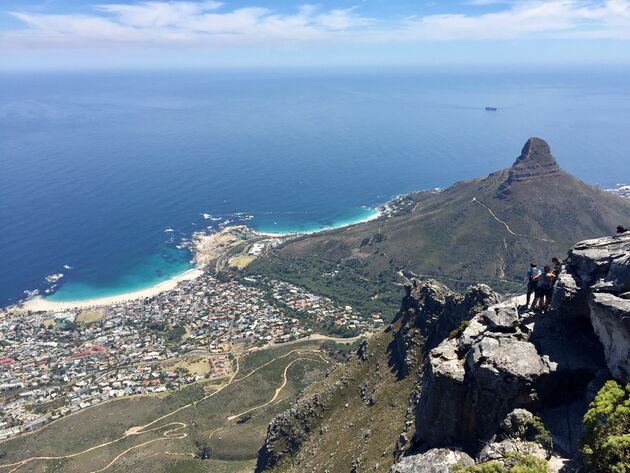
[0,270,382,441]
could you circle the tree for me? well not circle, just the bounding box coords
[195,439,212,460]
[581,380,630,473]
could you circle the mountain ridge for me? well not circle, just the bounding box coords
[249,138,630,304]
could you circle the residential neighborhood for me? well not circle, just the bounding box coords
[0,273,379,440]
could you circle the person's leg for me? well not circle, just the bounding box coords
[526,283,533,306]
[544,288,552,310]
[531,289,540,310]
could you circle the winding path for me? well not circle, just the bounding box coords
[0,349,326,473]
[472,197,555,243]
[227,352,329,421]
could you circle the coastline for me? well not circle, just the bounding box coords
[13,206,384,313]
[255,207,383,237]
[18,268,203,312]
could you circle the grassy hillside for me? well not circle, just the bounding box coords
[249,139,630,311]
[0,341,333,473]
[260,327,417,473]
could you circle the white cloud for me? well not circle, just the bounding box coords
[95,1,223,28]
[2,0,630,50]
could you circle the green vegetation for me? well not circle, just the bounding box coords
[453,453,550,473]
[28,397,68,415]
[0,341,330,473]
[581,380,630,473]
[195,439,213,459]
[526,417,553,453]
[449,320,470,340]
[260,318,421,472]
[165,325,186,343]
[320,339,363,363]
[247,255,402,319]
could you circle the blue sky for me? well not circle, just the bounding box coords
[2,0,630,70]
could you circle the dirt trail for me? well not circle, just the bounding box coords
[472,197,555,243]
[227,353,328,421]
[0,349,326,473]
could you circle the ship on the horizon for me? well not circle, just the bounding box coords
[485,106,498,111]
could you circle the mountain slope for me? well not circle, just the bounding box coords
[256,231,630,473]
[255,281,501,472]
[250,138,630,296]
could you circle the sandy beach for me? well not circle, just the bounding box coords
[19,268,204,313]
[14,209,383,314]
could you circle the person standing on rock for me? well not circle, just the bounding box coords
[525,263,541,307]
[531,266,555,312]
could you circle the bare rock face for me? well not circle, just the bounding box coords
[414,297,605,455]
[498,137,562,196]
[589,292,630,381]
[391,448,474,473]
[553,232,630,382]
[389,279,500,378]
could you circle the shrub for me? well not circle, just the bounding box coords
[449,320,470,340]
[581,380,630,473]
[454,453,549,473]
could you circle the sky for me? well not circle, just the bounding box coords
[2,0,630,70]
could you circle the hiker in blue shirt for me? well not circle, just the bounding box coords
[531,265,556,312]
[525,263,541,307]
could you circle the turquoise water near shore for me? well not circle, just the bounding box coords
[256,207,379,235]
[2,69,630,306]
[46,247,192,302]
[47,207,379,302]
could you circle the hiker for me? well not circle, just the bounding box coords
[531,265,556,312]
[526,263,541,307]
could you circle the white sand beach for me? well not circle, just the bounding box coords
[20,268,204,313]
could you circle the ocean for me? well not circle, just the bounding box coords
[2,69,630,306]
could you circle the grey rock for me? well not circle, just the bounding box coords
[477,439,547,463]
[551,271,588,317]
[499,408,534,437]
[589,292,630,381]
[482,307,520,333]
[391,448,474,473]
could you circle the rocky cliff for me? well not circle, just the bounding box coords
[400,231,629,471]
[497,137,562,195]
[256,232,630,472]
[553,231,630,382]
[255,280,500,472]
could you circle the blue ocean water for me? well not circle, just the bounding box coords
[2,69,630,306]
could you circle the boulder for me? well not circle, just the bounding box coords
[391,448,474,473]
[589,292,630,381]
[477,439,547,464]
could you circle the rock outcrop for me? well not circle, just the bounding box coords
[391,448,474,473]
[497,137,562,196]
[256,280,499,472]
[553,231,630,381]
[407,232,629,467]
[413,297,605,455]
[390,279,500,378]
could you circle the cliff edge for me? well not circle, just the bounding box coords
[256,232,629,472]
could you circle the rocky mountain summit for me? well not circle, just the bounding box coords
[497,137,562,195]
[256,231,630,472]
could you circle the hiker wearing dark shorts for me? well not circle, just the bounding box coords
[531,265,555,311]
[526,263,541,307]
